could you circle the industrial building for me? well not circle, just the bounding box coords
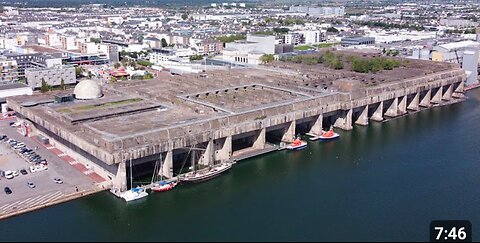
[341,37,376,46]
[411,40,480,87]
[7,52,466,194]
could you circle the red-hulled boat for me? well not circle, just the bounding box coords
[151,180,178,193]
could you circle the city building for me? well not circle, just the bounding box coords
[289,6,345,17]
[4,53,62,80]
[0,83,32,105]
[0,59,19,84]
[431,41,480,86]
[223,34,275,65]
[340,37,376,46]
[149,47,196,65]
[25,66,76,89]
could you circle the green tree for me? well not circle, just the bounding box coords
[109,76,117,84]
[181,13,188,20]
[144,73,154,79]
[114,62,121,69]
[189,54,204,61]
[161,38,168,47]
[75,66,83,78]
[137,60,153,67]
[327,27,339,33]
[60,78,65,90]
[260,54,275,64]
[40,78,48,93]
[90,38,101,44]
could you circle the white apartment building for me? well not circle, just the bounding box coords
[60,35,78,50]
[223,34,275,65]
[297,30,322,44]
[45,33,61,47]
[0,37,16,49]
[149,47,196,65]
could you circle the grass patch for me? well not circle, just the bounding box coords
[314,42,339,48]
[294,45,314,51]
[58,98,143,113]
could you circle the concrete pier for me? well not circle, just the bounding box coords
[308,114,323,135]
[420,90,432,108]
[407,93,420,111]
[334,109,353,130]
[354,106,369,126]
[6,52,467,194]
[370,101,384,122]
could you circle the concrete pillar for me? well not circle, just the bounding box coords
[407,93,420,111]
[370,101,383,121]
[442,84,453,101]
[419,90,431,108]
[384,97,399,117]
[333,109,353,130]
[431,87,442,104]
[215,136,232,162]
[308,114,323,135]
[161,150,173,179]
[355,105,368,126]
[253,128,266,149]
[113,161,127,192]
[198,140,213,166]
[453,82,465,99]
[398,96,407,115]
[281,121,296,143]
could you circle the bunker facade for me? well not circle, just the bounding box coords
[7,53,466,192]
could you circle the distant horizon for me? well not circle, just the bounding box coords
[0,0,258,8]
[0,0,468,9]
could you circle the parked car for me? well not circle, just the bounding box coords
[27,182,35,188]
[4,187,12,194]
[5,171,14,179]
[12,170,19,177]
[20,169,28,175]
[53,178,63,184]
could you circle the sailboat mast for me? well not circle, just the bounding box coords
[159,154,164,181]
[191,147,195,174]
[130,156,133,190]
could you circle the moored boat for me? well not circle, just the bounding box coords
[151,180,178,193]
[319,128,339,141]
[120,186,148,202]
[286,137,307,150]
[179,162,232,183]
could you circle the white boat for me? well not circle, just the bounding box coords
[310,127,340,141]
[285,137,308,150]
[179,162,232,183]
[120,187,148,202]
[120,157,148,202]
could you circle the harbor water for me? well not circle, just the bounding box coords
[1,90,480,241]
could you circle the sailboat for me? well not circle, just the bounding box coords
[178,144,232,184]
[120,156,148,202]
[151,153,178,193]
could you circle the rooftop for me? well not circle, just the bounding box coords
[7,51,461,164]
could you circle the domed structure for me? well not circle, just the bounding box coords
[73,80,103,100]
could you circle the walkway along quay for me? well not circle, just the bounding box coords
[6,51,467,196]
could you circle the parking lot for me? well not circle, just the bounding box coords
[0,119,98,212]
